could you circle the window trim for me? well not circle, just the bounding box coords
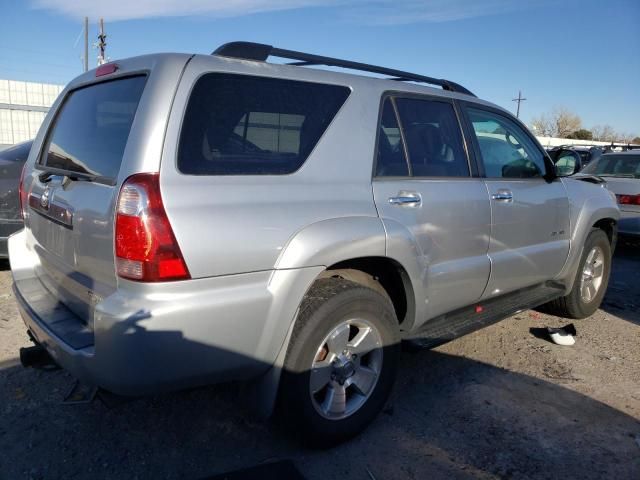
[460,101,556,181]
[34,72,149,186]
[372,91,475,180]
[175,71,352,177]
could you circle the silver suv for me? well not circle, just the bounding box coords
[10,42,619,444]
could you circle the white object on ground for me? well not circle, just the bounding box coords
[549,331,576,346]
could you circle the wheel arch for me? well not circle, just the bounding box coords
[319,256,416,329]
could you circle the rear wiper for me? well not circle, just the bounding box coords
[38,170,115,186]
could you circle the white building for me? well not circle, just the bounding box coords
[0,79,64,150]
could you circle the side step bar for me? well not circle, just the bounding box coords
[405,284,564,349]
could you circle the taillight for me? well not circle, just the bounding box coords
[18,163,28,219]
[616,194,640,206]
[115,173,190,282]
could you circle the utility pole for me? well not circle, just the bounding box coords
[97,18,107,65]
[512,90,527,118]
[83,17,89,72]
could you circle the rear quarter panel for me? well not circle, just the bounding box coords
[160,55,385,278]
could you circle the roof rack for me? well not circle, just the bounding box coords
[212,41,476,97]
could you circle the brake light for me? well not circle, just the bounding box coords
[18,163,28,219]
[96,63,118,77]
[616,194,640,206]
[115,173,190,282]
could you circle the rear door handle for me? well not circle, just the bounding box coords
[491,190,513,202]
[389,193,421,206]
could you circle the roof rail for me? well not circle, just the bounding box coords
[212,41,476,97]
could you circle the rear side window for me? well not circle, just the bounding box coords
[178,73,350,175]
[395,98,469,177]
[375,99,408,177]
[42,76,146,180]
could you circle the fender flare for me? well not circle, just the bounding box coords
[555,201,619,292]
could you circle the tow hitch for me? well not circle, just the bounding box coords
[19,344,59,370]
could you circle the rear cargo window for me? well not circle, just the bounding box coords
[41,75,146,180]
[178,73,350,175]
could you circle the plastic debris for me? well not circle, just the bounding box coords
[547,324,577,346]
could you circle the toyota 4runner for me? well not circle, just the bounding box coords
[10,42,619,444]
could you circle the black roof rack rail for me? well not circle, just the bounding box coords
[212,41,476,97]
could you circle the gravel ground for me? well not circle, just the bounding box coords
[0,243,639,480]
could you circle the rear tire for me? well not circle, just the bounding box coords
[278,277,399,446]
[543,229,612,319]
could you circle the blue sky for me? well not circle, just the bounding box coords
[1,0,638,135]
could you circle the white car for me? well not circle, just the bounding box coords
[582,150,640,238]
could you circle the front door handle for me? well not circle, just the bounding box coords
[491,190,513,202]
[389,193,421,206]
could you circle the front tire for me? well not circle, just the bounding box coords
[544,229,612,319]
[278,277,400,446]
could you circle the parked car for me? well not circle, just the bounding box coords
[0,140,32,258]
[581,150,640,238]
[546,145,604,173]
[10,42,619,444]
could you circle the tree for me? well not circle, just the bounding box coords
[530,107,581,138]
[553,107,582,138]
[531,114,554,137]
[591,125,617,142]
[633,136,640,145]
[569,129,593,140]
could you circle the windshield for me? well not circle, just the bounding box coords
[581,154,640,178]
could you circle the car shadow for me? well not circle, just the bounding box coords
[0,259,9,271]
[0,320,638,480]
[602,240,640,325]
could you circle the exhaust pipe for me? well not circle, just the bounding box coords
[19,345,58,370]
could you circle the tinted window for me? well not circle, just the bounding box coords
[375,99,408,176]
[468,108,545,179]
[178,74,350,175]
[582,154,640,177]
[42,76,146,179]
[395,98,468,177]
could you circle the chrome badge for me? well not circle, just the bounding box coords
[40,185,51,210]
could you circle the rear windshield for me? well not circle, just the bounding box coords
[178,73,350,175]
[582,154,640,178]
[41,75,147,180]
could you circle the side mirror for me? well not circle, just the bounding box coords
[553,150,581,177]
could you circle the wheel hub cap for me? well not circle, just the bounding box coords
[580,246,605,303]
[309,319,383,420]
[333,356,356,384]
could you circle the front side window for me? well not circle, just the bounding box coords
[394,98,469,177]
[178,74,350,175]
[467,107,545,179]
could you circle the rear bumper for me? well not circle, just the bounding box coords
[10,230,322,396]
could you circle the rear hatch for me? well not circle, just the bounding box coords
[25,75,147,326]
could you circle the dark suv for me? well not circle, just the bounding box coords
[0,141,32,258]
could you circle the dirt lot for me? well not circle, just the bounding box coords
[1,243,639,480]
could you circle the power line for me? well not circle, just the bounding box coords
[512,90,527,118]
